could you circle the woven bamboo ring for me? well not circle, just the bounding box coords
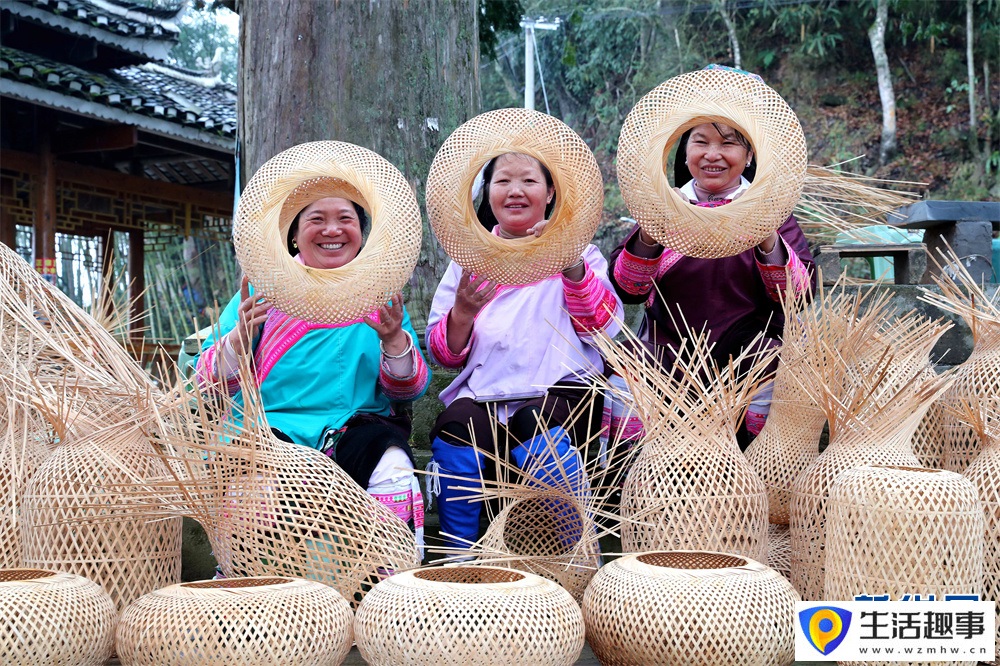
[0,568,117,665]
[355,565,585,665]
[115,577,355,665]
[617,67,807,258]
[233,141,422,324]
[426,108,604,285]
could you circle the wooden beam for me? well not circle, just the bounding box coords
[54,125,138,155]
[1,148,232,214]
[128,227,145,342]
[0,206,14,250]
[35,132,57,282]
[99,227,116,323]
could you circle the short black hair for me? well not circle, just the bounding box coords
[673,123,757,187]
[475,154,556,232]
[286,200,369,256]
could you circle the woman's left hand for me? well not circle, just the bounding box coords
[365,292,409,355]
[526,218,551,237]
[757,231,780,254]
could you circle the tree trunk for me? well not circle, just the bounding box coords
[868,0,897,166]
[716,1,741,70]
[966,0,983,184]
[238,0,480,329]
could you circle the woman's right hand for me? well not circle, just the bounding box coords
[227,275,272,355]
[451,269,497,324]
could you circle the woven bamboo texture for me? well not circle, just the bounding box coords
[617,67,806,258]
[591,324,777,560]
[116,576,354,665]
[767,523,792,580]
[956,396,1000,664]
[354,565,585,666]
[106,361,420,607]
[911,374,947,468]
[425,107,604,285]
[0,568,117,665]
[788,314,953,600]
[825,466,984,666]
[232,141,422,324]
[920,252,1000,474]
[745,281,898,524]
[21,419,183,612]
[583,551,799,665]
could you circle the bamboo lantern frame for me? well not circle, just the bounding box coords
[426,108,604,285]
[115,576,354,666]
[789,313,954,600]
[232,141,423,324]
[582,551,800,666]
[0,568,117,666]
[824,466,984,609]
[590,322,777,561]
[354,566,585,666]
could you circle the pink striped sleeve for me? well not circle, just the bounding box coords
[426,313,472,368]
[380,347,431,401]
[562,261,619,335]
[195,340,242,396]
[757,236,812,301]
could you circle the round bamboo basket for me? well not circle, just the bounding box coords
[0,413,54,568]
[116,577,353,665]
[476,495,601,603]
[354,566,584,666]
[232,141,422,324]
[583,551,799,666]
[0,568,117,665]
[617,66,807,258]
[825,466,984,666]
[425,107,603,285]
[20,424,183,611]
[911,387,946,468]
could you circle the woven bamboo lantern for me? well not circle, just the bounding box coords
[767,523,792,580]
[956,396,1000,664]
[108,367,420,607]
[0,568,117,665]
[232,141,423,324]
[116,577,353,665]
[920,252,1000,473]
[583,551,800,666]
[354,566,584,666]
[825,466,983,603]
[617,66,807,258]
[746,282,897,524]
[426,108,604,285]
[789,316,953,600]
[21,420,183,611]
[911,377,947,468]
[592,326,776,561]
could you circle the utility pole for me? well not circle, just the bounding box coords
[519,16,560,110]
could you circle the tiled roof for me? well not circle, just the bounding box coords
[4,0,182,61]
[1,45,236,148]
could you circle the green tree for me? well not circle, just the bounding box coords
[169,6,238,85]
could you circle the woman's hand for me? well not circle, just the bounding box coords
[526,218,550,237]
[451,270,498,324]
[365,292,409,355]
[227,276,272,355]
[757,231,780,254]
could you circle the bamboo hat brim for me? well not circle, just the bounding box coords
[617,67,807,258]
[426,108,603,285]
[232,141,422,324]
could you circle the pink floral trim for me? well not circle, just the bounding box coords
[562,262,617,335]
[757,236,811,301]
[427,312,473,368]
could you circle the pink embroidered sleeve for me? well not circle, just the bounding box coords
[426,312,472,368]
[379,346,431,402]
[195,338,242,396]
[756,236,812,301]
[613,247,685,296]
[562,262,619,336]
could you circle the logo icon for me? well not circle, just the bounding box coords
[799,606,852,655]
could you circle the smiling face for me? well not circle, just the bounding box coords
[685,123,753,194]
[487,153,554,237]
[291,197,363,269]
